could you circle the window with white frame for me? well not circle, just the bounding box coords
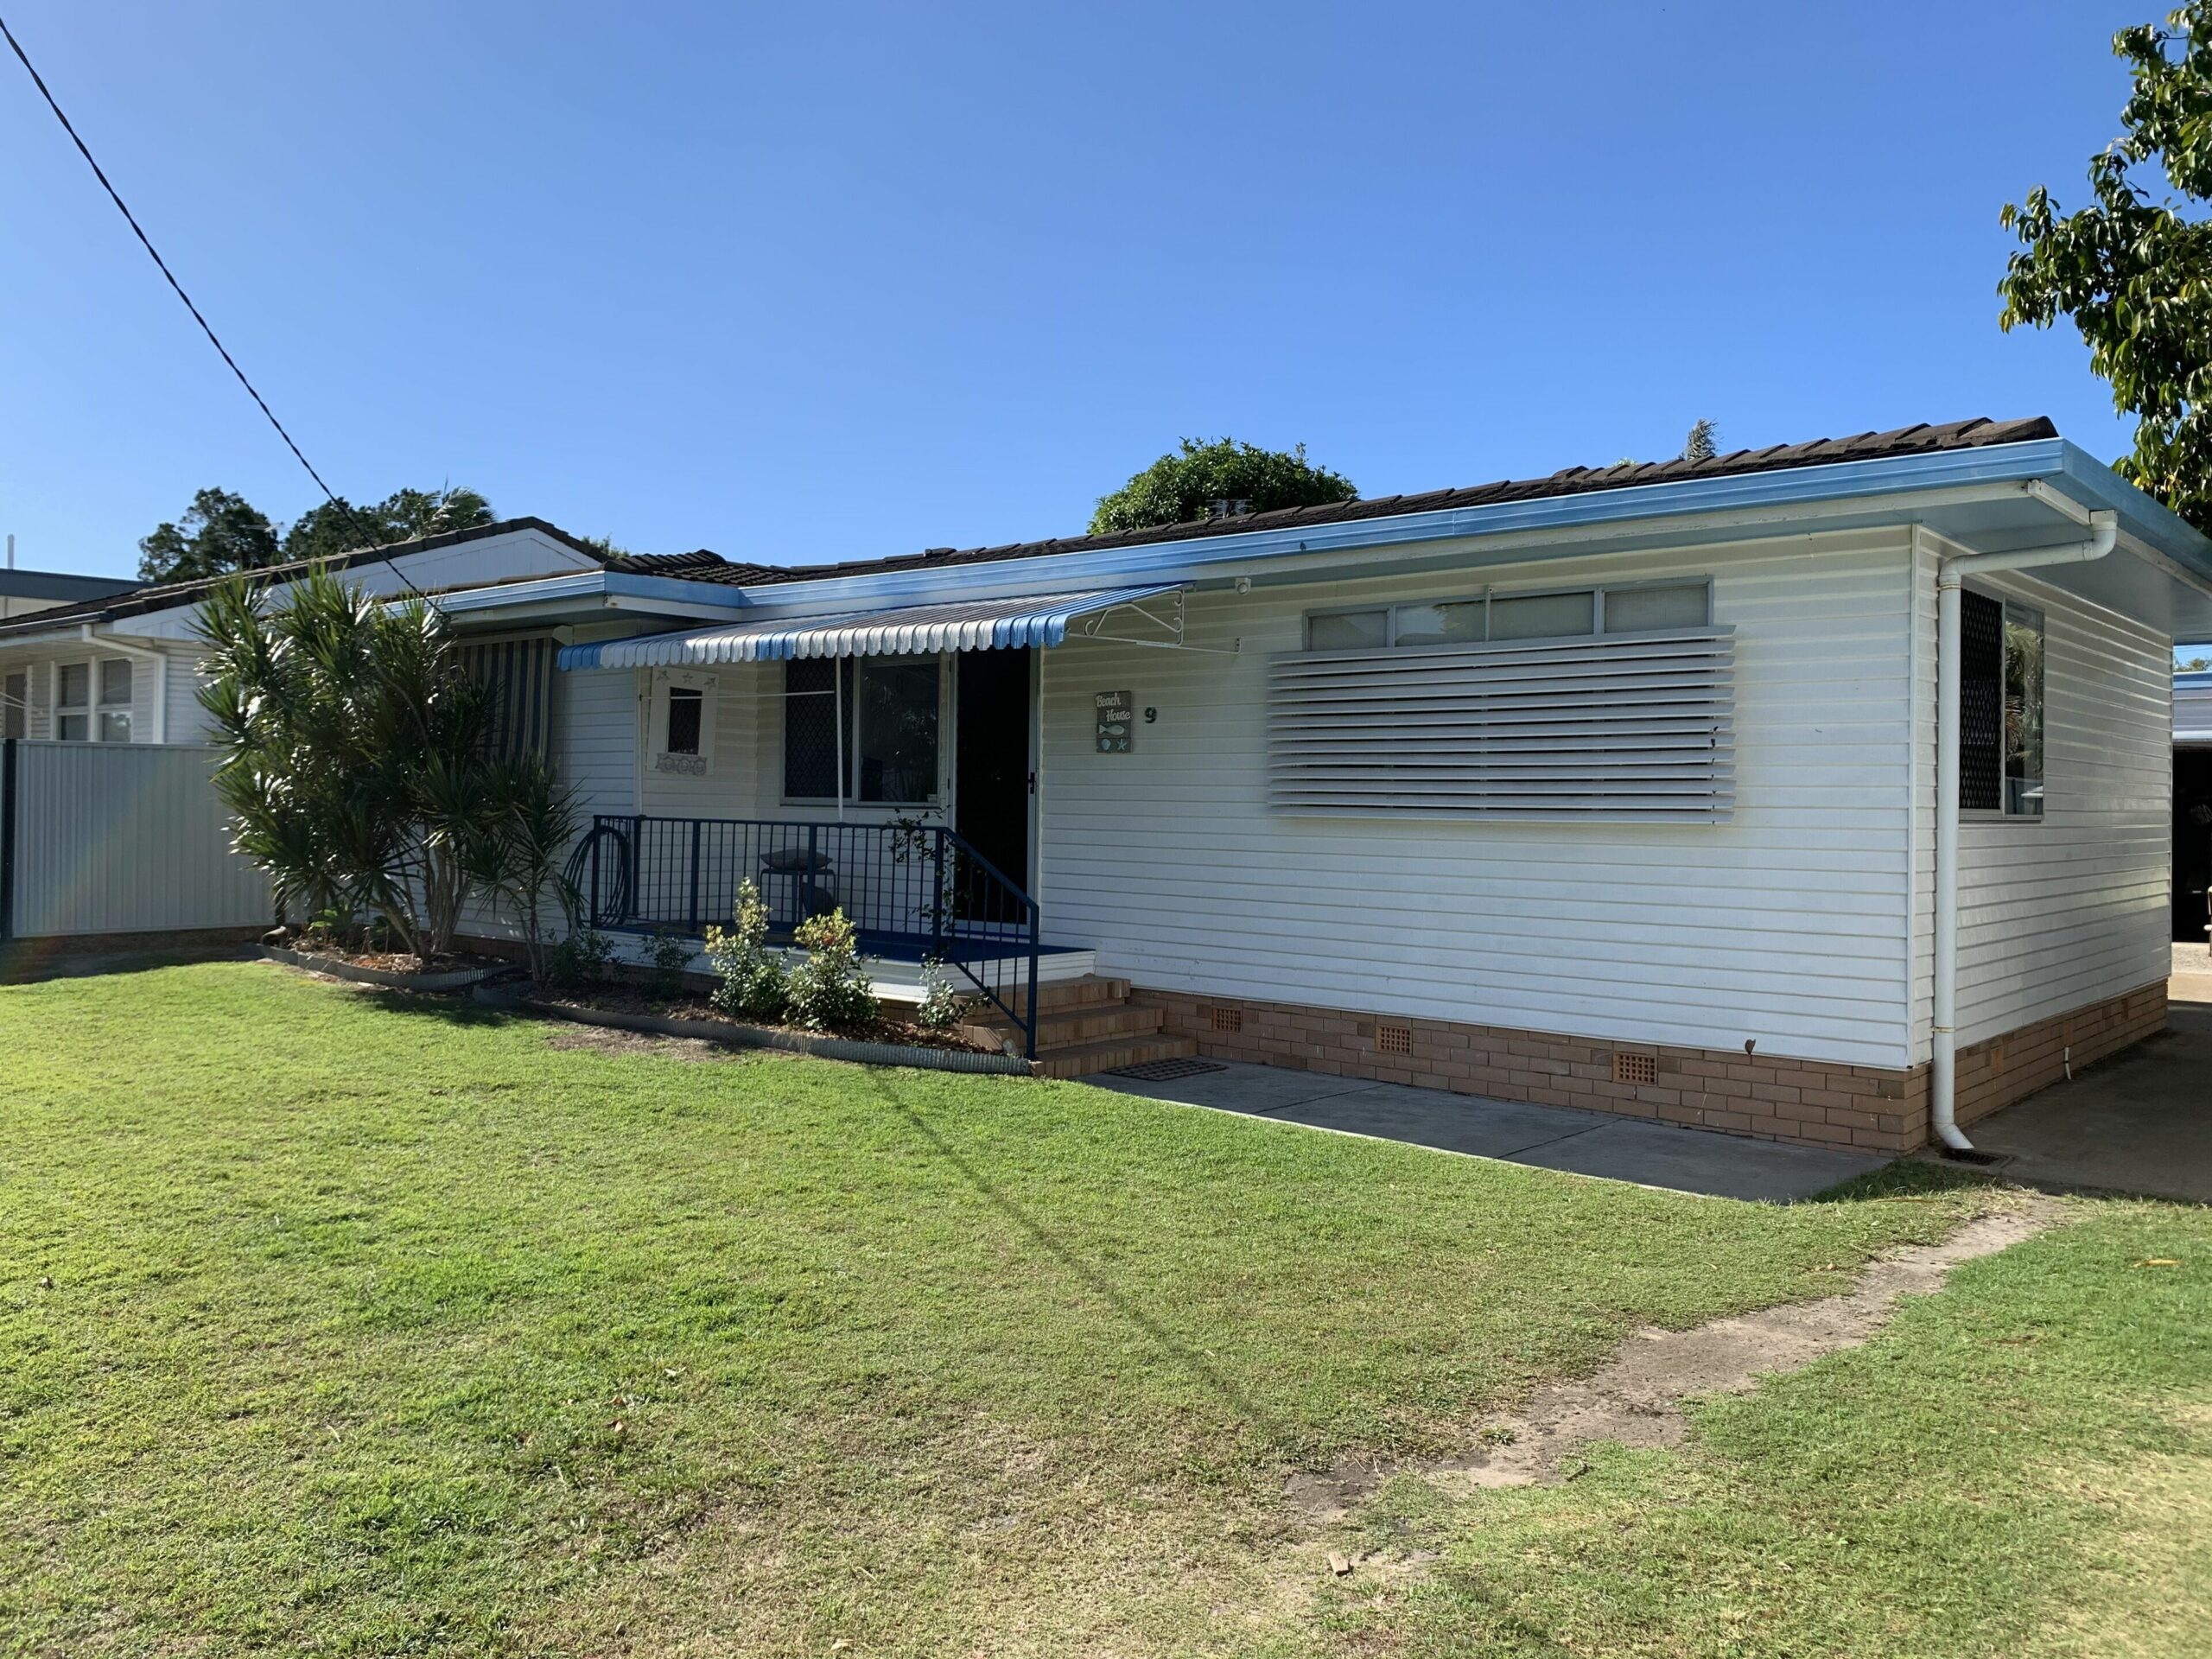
[98,658,133,742]
[1959,589,2044,818]
[1305,581,1710,651]
[783,656,941,804]
[54,662,91,741]
[1300,579,1716,654]
[54,658,137,742]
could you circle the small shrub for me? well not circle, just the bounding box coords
[645,934,694,1001]
[914,957,969,1030]
[785,908,879,1033]
[704,880,787,1021]
[546,927,613,989]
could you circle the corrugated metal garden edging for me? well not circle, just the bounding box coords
[473,982,1039,1075]
[260,946,512,992]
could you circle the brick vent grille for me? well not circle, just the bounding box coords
[1109,1058,1229,1083]
[1209,1006,1243,1033]
[1376,1023,1413,1055]
[1611,1051,1658,1086]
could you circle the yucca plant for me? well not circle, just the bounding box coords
[196,568,506,960]
[467,753,582,982]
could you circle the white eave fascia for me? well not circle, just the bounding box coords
[712,438,2212,618]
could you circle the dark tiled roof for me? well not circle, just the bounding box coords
[602,548,790,582]
[3,419,2058,639]
[0,515,619,639]
[688,415,2057,588]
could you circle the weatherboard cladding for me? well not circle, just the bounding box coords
[1904,543,2172,1052]
[1039,531,1927,1070]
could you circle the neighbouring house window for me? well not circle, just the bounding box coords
[782,656,941,803]
[1305,582,1709,650]
[98,658,133,743]
[54,662,91,741]
[1959,589,2044,817]
[3,671,24,741]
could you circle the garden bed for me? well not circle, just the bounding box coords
[474,981,1036,1074]
[261,943,513,993]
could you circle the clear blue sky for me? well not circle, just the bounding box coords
[0,0,2164,580]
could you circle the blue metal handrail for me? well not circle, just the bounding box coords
[573,813,1040,1058]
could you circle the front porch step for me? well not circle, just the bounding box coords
[1034,1032,1198,1080]
[952,974,1191,1078]
[1008,975,1131,1016]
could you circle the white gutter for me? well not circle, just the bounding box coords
[1930,508,2118,1151]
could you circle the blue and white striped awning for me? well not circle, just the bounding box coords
[557,584,1185,670]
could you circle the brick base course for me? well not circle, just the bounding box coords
[1132,979,2169,1155]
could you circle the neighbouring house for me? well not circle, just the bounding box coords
[4,416,2207,1157]
[2177,669,2212,944]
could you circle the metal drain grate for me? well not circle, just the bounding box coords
[1109,1057,1229,1082]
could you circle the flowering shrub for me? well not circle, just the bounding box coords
[785,907,879,1032]
[703,880,787,1020]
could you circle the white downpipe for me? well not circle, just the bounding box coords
[1930,510,2117,1151]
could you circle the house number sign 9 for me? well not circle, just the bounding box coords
[1095,690,1133,753]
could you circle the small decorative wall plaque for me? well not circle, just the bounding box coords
[1095,690,1133,753]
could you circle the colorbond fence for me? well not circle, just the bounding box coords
[0,740,270,939]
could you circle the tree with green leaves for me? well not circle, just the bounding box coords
[1682,419,1719,463]
[1088,439,1356,535]
[2000,3,2212,531]
[137,485,497,583]
[280,486,495,563]
[137,487,282,583]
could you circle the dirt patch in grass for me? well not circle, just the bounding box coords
[1287,1196,2063,1523]
[542,1026,754,1063]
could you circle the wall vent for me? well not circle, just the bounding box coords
[1376,1022,1413,1056]
[1611,1051,1658,1086]
[1210,1006,1243,1033]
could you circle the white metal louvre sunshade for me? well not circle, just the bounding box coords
[556,584,1186,669]
[1266,626,1737,820]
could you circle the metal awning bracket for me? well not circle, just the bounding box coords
[1071,589,1239,653]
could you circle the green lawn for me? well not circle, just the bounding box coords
[0,963,2202,1656]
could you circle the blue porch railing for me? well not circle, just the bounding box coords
[569,814,1041,1058]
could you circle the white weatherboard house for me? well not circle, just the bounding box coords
[5,416,2208,1158]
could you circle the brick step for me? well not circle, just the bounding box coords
[1014,975,1130,1015]
[970,1001,1164,1049]
[1034,1032,1198,1080]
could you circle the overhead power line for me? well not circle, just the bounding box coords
[0,11,420,591]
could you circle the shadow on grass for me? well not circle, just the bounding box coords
[865,1071,1300,1448]
[0,941,261,985]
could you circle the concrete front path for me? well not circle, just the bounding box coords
[1091,1060,1885,1203]
[1961,997,2212,1204]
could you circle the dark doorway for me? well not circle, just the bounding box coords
[955,648,1033,899]
[2177,749,2212,943]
